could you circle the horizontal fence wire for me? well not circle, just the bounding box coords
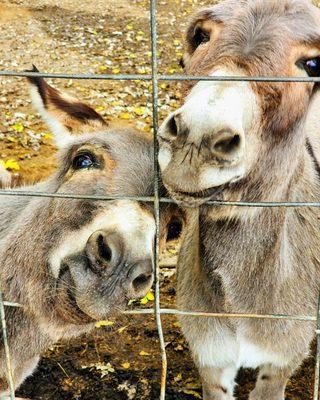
[2,70,320,83]
[1,2,320,399]
[1,301,317,322]
[2,189,320,208]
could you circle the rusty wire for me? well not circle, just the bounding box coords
[0,0,320,398]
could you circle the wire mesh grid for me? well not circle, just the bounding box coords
[0,1,320,399]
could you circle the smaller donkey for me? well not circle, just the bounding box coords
[0,72,174,398]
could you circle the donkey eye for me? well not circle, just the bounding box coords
[300,57,320,77]
[194,27,210,48]
[72,153,98,170]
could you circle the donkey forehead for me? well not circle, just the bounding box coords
[198,0,320,59]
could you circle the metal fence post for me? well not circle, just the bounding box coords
[149,1,167,399]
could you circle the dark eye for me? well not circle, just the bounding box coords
[300,57,320,77]
[194,27,210,48]
[72,152,98,170]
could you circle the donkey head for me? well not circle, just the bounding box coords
[159,0,320,212]
[3,72,165,325]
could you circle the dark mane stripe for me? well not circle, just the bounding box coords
[306,139,320,179]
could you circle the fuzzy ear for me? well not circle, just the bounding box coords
[26,65,107,147]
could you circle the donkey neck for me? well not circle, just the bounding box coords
[198,147,320,307]
[0,179,58,242]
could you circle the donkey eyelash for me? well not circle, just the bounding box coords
[297,57,320,77]
[72,151,100,170]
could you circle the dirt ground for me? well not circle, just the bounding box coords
[0,0,319,398]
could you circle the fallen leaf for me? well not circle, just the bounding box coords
[119,112,131,120]
[95,320,114,328]
[118,326,127,333]
[43,133,53,140]
[2,159,20,171]
[140,290,155,305]
[182,389,201,398]
[11,123,24,132]
[82,362,114,378]
[139,350,150,356]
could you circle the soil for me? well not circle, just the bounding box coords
[0,0,319,398]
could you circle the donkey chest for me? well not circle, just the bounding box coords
[236,334,287,368]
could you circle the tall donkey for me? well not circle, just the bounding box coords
[0,73,175,398]
[159,0,320,399]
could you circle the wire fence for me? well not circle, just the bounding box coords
[0,1,320,399]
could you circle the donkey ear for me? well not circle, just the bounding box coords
[159,204,185,252]
[26,65,107,147]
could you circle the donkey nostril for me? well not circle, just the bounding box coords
[167,116,178,137]
[97,234,112,263]
[132,273,152,292]
[213,134,241,156]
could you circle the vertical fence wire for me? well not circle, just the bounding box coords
[0,284,14,400]
[149,1,167,399]
[314,293,320,399]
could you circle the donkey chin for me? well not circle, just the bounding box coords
[160,158,246,208]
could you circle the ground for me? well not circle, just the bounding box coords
[0,0,318,399]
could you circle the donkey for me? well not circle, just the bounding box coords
[0,73,174,398]
[158,0,320,399]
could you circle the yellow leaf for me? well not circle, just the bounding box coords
[43,133,53,140]
[134,107,145,116]
[119,113,131,120]
[112,68,121,74]
[140,296,149,305]
[118,326,127,333]
[99,65,107,72]
[122,362,130,369]
[95,106,105,112]
[146,291,154,301]
[182,390,202,398]
[139,351,150,356]
[7,136,18,143]
[126,24,134,30]
[95,320,114,328]
[4,159,20,171]
[12,123,24,132]
[174,373,182,383]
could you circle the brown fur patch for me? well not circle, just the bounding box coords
[27,66,107,134]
